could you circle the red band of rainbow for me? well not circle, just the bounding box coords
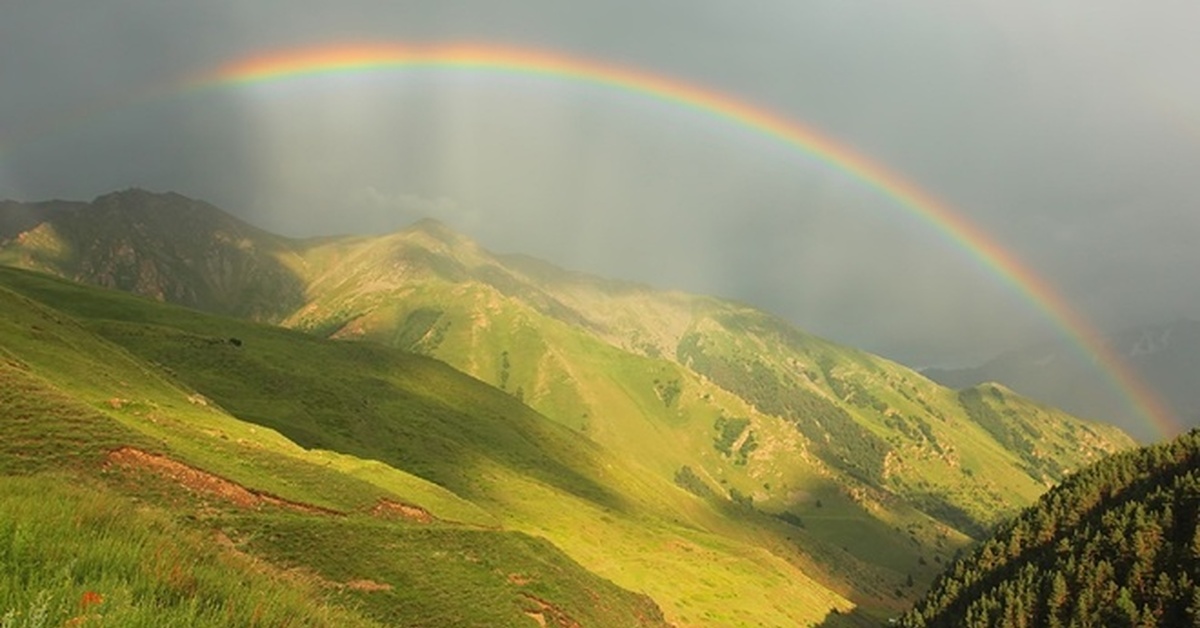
[11,42,1184,438]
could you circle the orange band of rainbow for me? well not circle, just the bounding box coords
[10,42,1183,438]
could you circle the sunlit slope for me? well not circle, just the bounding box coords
[0,266,856,627]
[272,217,1131,622]
[0,270,672,627]
[671,308,1133,535]
[0,475,385,628]
[287,219,1132,537]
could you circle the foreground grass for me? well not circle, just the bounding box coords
[227,512,667,627]
[0,474,381,628]
[0,264,857,625]
[0,269,673,626]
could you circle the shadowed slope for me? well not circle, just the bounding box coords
[0,189,307,320]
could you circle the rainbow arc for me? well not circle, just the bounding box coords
[9,42,1183,438]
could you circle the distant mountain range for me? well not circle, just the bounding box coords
[924,321,1200,443]
[0,189,1138,626]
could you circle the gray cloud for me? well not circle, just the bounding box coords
[2,0,1198,367]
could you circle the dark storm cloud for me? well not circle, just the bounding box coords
[2,0,1198,367]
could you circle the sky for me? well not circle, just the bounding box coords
[2,1,1199,368]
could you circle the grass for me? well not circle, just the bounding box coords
[227,512,666,627]
[0,265,858,626]
[0,362,157,475]
[0,474,382,628]
[282,245,1138,621]
[0,269,620,511]
[0,268,675,625]
[254,274,1008,615]
[477,463,856,627]
[0,280,489,520]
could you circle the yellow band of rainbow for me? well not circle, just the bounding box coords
[11,42,1184,438]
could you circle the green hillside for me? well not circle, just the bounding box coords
[0,269,671,627]
[0,190,1139,624]
[0,266,855,626]
[283,215,1130,539]
[901,428,1200,627]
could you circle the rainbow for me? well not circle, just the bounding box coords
[13,43,1187,438]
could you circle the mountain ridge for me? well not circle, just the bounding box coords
[0,188,308,321]
[0,189,1138,624]
[925,319,1200,442]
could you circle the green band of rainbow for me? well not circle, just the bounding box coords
[13,42,1185,438]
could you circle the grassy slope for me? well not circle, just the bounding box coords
[282,223,1133,616]
[0,194,1135,623]
[676,309,1132,527]
[298,273,938,608]
[0,475,384,628]
[0,269,672,627]
[0,266,855,627]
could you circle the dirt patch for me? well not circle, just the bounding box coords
[370,498,435,523]
[520,594,581,628]
[105,447,340,515]
[508,573,532,586]
[344,579,393,592]
[664,540,698,554]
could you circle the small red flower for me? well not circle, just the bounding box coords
[79,591,103,610]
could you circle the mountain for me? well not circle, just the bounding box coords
[925,320,1200,443]
[900,428,1200,627]
[0,190,1138,625]
[0,267,861,627]
[0,189,307,321]
[0,198,87,239]
[281,207,1131,526]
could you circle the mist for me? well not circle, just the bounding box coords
[3,0,1198,367]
